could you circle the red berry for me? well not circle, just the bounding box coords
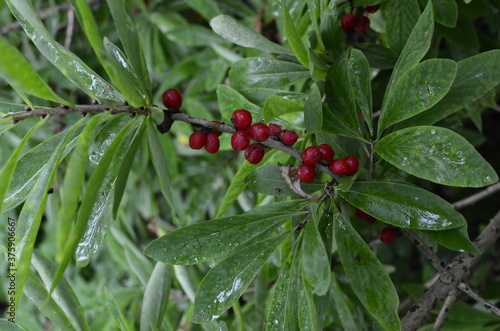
[162,88,182,109]
[280,130,299,146]
[189,131,207,150]
[330,159,348,175]
[231,130,251,151]
[232,109,252,130]
[355,208,376,225]
[298,164,316,183]
[380,227,396,244]
[344,156,359,175]
[245,143,265,164]
[269,123,281,136]
[248,123,270,142]
[354,16,370,35]
[318,144,334,163]
[204,132,220,154]
[211,120,223,137]
[341,13,357,31]
[302,146,322,165]
[366,4,380,13]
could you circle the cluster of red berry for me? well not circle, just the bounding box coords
[340,3,379,35]
[355,208,398,244]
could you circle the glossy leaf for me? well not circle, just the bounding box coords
[262,96,304,123]
[347,49,373,135]
[210,15,293,55]
[375,126,498,187]
[192,230,293,323]
[338,181,467,230]
[378,59,457,133]
[333,209,400,331]
[297,274,319,331]
[432,0,457,27]
[384,0,420,54]
[281,2,309,68]
[304,84,322,133]
[140,263,172,331]
[0,35,69,105]
[424,227,480,253]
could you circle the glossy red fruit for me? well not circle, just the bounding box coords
[280,130,299,146]
[269,123,281,136]
[232,109,252,130]
[298,164,316,183]
[355,208,376,225]
[318,144,334,163]
[366,4,380,13]
[344,156,359,175]
[302,146,322,165]
[211,120,223,137]
[341,13,357,31]
[245,143,265,164]
[162,88,182,109]
[380,227,397,244]
[189,131,207,150]
[248,123,270,142]
[354,16,370,34]
[204,132,220,154]
[330,159,348,175]
[231,130,251,151]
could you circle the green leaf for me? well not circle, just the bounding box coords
[333,209,400,331]
[192,230,293,323]
[210,15,293,55]
[438,14,478,52]
[348,49,373,135]
[338,181,467,230]
[262,96,304,123]
[185,0,221,20]
[104,288,133,331]
[424,227,480,253]
[0,36,70,106]
[140,263,172,331]
[304,84,322,133]
[300,212,331,295]
[5,0,124,104]
[216,85,261,120]
[354,43,399,69]
[378,59,457,133]
[432,0,458,27]
[281,2,309,68]
[375,126,498,187]
[145,206,305,265]
[0,319,23,331]
[297,273,319,331]
[321,105,367,141]
[331,275,358,330]
[384,0,421,54]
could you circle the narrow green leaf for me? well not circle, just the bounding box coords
[353,43,398,69]
[104,288,133,331]
[192,230,293,323]
[378,59,457,133]
[210,15,293,55]
[297,273,319,331]
[321,105,367,141]
[185,0,220,20]
[333,209,400,331]
[432,0,458,27]
[347,49,373,135]
[339,181,467,230]
[0,36,70,105]
[281,2,309,68]
[304,84,322,133]
[262,96,304,123]
[375,126,498,187]
[216,85,261,120]
[140,263,172,331]
[0,319,23,331]
[424,227,480,253]
[384,0,420,54]
[331,275,358,330]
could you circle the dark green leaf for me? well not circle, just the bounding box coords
[424,227,480,253]
[348,49,373,135]
[262,96,304,123]
[432,0,458,27]
[192,230,293,323]
[322,105,367,141]
[353,43,398,69]
[185,0,220,20]
[384,0,421,54]
[331,275,358,330]
[438,14,478,52]
[297,274,319,330]
[338,181,467,230]
[333,209,400,331]
[375,126,498,187]
[140,263,172,331]
[168,25,225,47]
[281,2,309,68]
[304,84,322,133]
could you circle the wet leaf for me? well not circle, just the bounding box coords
[333,210,400,331]
[192,230,293,323]
[348,49,373,135]
[375,126,498,187]
[338,181,466,230]
[297,274,319,331]
[384,0,420,54]
[424,227,480,253]
[140,263,172,331]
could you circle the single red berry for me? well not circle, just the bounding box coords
[355,208,376,225]
[162,88,182,109]
[302,146,322,165]
[298,164,316,183]
[232,109,253,130]
[380,227,397,244]
[341,13,357,31]
[330,159,348,175]
[231,130,251,151]
[344,156,359,175]
[248,123,270,142]
[354,16,370,35]
[245,143,265,164]
[366,4,380,13]
[269,123,281,137]
[318,144,334,163]
[211,120,223,137]
[204,132,220,154]
[189,131,207,150]
[280,130,299,146]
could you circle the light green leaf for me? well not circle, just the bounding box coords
[262,96,304,123]
[0,319,24,331]
[424,227,480,253]
[297,273,319,331]
[348,49,373,135]
[432,0,458,27]
[331,275,358,330]
[140,263,172,331]
[378,59,457,133]
[304,84,322,133]
[333,209,400,331]
[104,288,133,331]
[216,85,261,120]
[210,15,293,55]
[192,230,293,323]
[185,0,220,20]
[375,126,498,187]
[338,181,467,230]
[384,0,421,54]
[281,2,309,68]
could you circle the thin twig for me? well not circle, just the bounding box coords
[64,8,75,49]
[432,289,458,331]
[452,182,500,210]
[457,281,500,316]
